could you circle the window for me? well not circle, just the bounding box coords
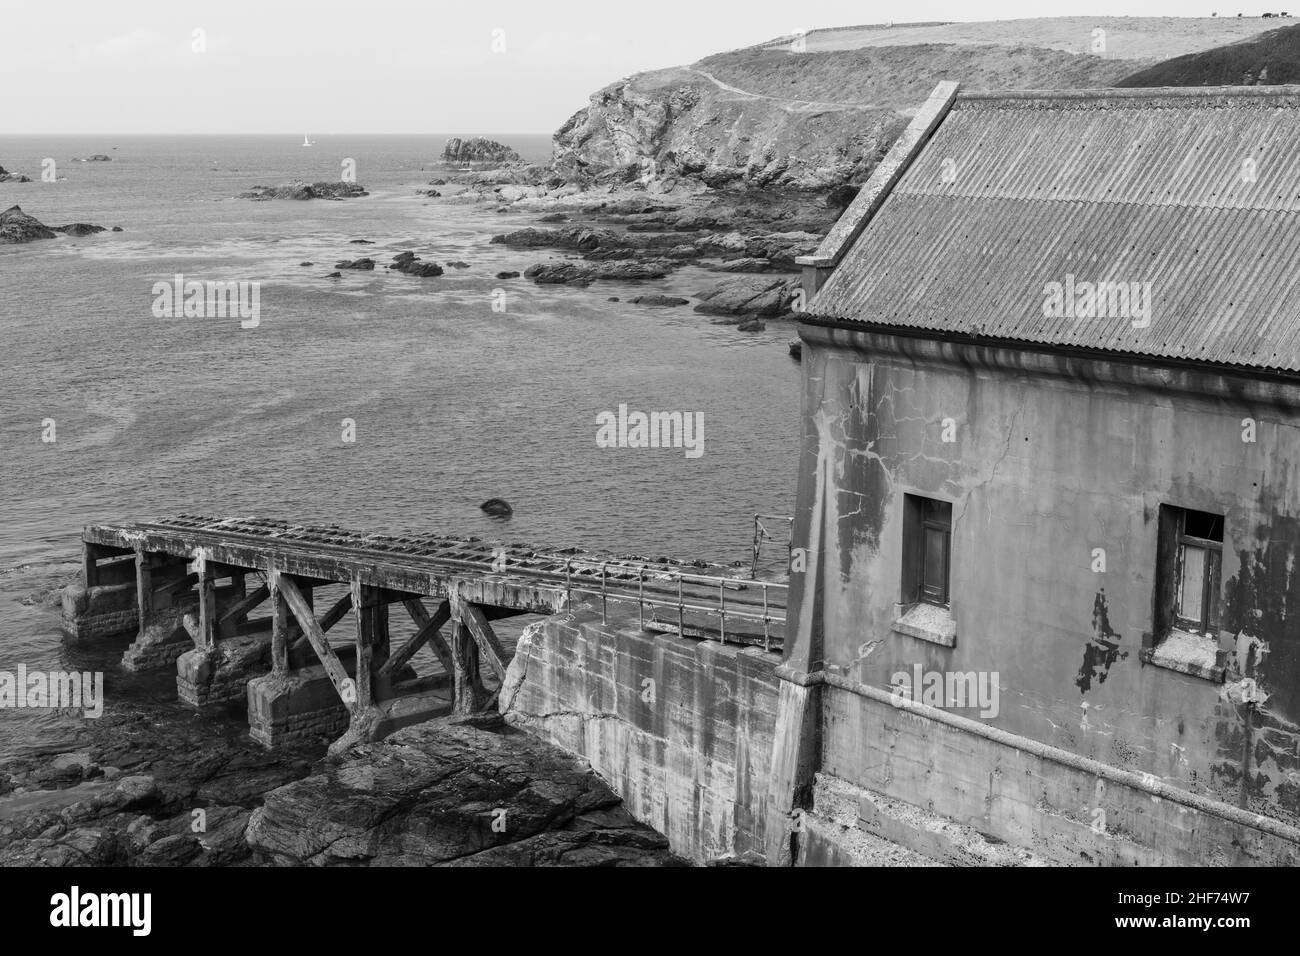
[1157,507,1223,636]
[903,495,952,607]
[1174,509,1223,633]
[1148,505,1225,681]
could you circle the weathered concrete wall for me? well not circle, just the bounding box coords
[501,609,781,863]
[816,681,1300,865]
[784,322,1300,856]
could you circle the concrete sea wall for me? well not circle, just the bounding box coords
[500,608,781,864]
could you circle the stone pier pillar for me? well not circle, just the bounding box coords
[61,543,139,642]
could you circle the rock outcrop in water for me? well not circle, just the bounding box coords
[0,165,31,183]
[693,276,801,318]
[0,206,56,243]
[442,137,521,165]
[524,259,673,286]
[239,181,369,201]
[390,251,443,277]
[54,223,108,237]
[0,206,110,244]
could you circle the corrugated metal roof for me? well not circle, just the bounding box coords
[811,86,1300,372]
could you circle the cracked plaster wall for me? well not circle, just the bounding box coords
[790,333,1300,828]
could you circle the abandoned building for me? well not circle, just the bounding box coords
[774,82,1300,864]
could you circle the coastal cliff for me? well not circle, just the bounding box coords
[552,17,1287,192]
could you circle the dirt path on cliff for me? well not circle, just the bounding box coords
[686,67,872,112]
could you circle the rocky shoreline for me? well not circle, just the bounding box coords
[0,691,685,866]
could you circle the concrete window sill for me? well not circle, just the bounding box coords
[892,603,956,648]
[1140,628,1225,683]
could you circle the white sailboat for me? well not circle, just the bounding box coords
[301,135,314,147]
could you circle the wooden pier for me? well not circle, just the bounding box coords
[68,516,788,752]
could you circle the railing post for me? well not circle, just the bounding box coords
[637,565,645,630]
[677,577,685,636]
[762,583,771,652]
[719,579,727,644]
[600,562,608,625]
[565,558,572,609]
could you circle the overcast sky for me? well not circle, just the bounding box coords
[2,0,1231,134]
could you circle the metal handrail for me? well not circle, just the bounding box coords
[562,557,786,651]
[752,513,794,578]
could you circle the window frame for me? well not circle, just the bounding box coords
[1173,512,1222,635]
[903,494,953,609]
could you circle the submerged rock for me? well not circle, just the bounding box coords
[53,223,107,237]
[495,270,520,279]
[335,257,376,270]
[480,498,513,518]
[628,294,690,307]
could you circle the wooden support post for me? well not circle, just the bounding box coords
[134,547,153,628]
[449,621,486,715]
[270,571,288,678]
[352,576,372,710]
[195,551,216,650]
[456,601,511,683]
[385,598,453,678]
[279,574,353,712]
[82,542,100,587]
[372,591,390,672]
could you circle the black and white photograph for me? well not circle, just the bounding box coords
[0,0,1291,933]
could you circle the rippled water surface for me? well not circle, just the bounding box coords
[0,134,801,752]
